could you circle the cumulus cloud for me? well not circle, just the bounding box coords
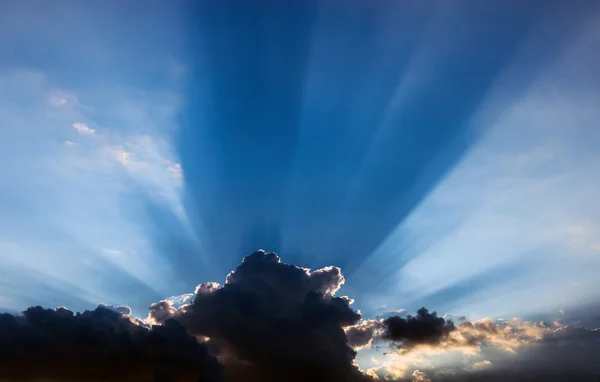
[147,299,177,326]
[309,265,345,295]
[154,250,370,382]
[0,305,222,381]
[73,121,95,135]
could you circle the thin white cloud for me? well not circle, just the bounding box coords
[72,122,95,135]
[99,136,185,217]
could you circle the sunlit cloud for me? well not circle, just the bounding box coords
[472,359,492,369]
[411,370,431,382]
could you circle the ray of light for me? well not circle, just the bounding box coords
[352,16,600,318]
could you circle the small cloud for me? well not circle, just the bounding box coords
[64,141,75,147]
[559,309,565,315]
[472,360,492,369]
[412,369,431,382]
[73,122,95,135]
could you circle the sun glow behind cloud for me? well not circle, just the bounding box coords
[1,9,599,378]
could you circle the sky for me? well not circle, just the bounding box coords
[1,1,600,381]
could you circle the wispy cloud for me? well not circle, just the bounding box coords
[48,91,77,107]
[0,67,188,312]
[72,122,95,135]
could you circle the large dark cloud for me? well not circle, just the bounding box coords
[0,304,222,381]
[150,250,370,382]
[382,308,456,349]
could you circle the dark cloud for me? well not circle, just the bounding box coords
[0,304,222,381]
[3,251,600,382]
[162,250,370,382]
[382,308,456,349]
[345,309,460,353]
[99,303,132,316]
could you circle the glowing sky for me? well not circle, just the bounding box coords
[1,0,599,349]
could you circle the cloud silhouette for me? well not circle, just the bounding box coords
[0,304,222,381]
[382,308,456,348]
[2,251,600,382]
[166,250,369,382]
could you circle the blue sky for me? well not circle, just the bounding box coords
[1,0,600,333]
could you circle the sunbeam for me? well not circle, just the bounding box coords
[1,1,600,381]
[354,14,600,318]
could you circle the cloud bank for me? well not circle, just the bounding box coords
[0,305,222,381]
[1,251,599,382]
